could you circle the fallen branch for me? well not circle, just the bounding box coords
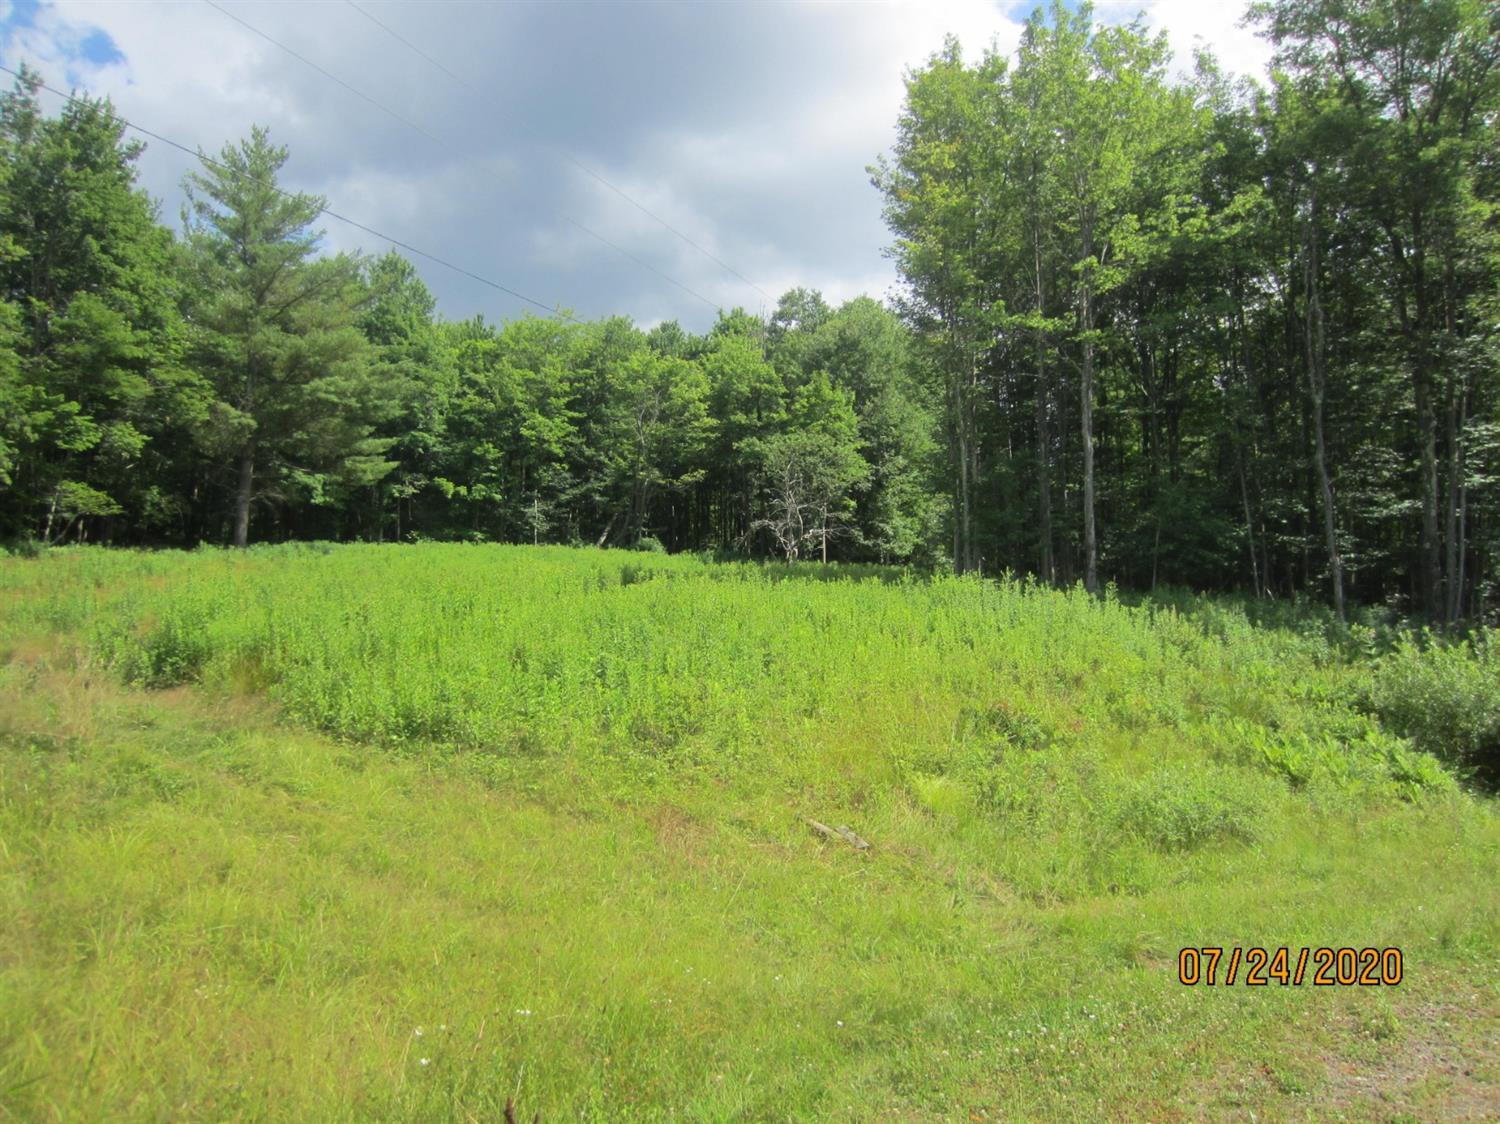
[835,824,871,850]
[806,818,870,851]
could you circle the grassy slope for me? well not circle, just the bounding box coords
[1,545,1497,1121]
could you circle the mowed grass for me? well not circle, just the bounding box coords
[0,544,1496,1120]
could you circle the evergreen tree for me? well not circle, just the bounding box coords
[182,127,396,546]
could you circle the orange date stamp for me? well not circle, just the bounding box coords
[1177,946,1403,986]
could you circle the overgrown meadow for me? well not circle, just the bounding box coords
[2,545,1497,1119]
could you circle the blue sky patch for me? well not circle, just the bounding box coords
[1,1,125,75]
[0,0,41,43]
[78,27,124,68]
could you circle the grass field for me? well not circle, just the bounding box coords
[1,544,1497,1120]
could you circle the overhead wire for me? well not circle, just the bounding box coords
[563,220,718,312]
[0,62,585,323]
[202,0,724,313]
[202,0,440,145]
[341,0,775,304]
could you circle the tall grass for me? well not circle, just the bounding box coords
[0,542,1467,902]
[1,544,1495,1120]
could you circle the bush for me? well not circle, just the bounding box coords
[2,535,46,559]
[1362,637,1500,786]
[1114,765,1274,852]
[1207,713,1454,800]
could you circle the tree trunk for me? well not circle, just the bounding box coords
[1415,372,1441,619]
[1390,229,1442,621]
[1237,450,1260,597]
[596,511,621,548]
[966,385,980,575]
[233,446,255,548]
[1033,232,1054,585]
[1443,372,1464,625]
[952,345,975,575]
[1036,357,1054,585]
[1080,263,1098,595]
[1150,518,1161,592]
[1455,461,1468,622]
[1234,297,1267,598]
[1303,183,1344,622]
[957,427,971,574]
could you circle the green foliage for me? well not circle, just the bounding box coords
[745,374,871,561]
[12,543,1458,815]
[871,0,1500,618]
[101,599,213,688]
[0,533,44,558]
[0,67,190,540]
[0,0,1497,621]
[2,544,1497,1120]
[1114,765,1275,851]
[182,126,399,545]
[1362,637,1500,785]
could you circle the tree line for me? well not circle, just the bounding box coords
[0,74,945,564]
[875,0,1498,623]
[2,0,1498,623]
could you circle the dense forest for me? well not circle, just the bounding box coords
[1,0,1497,623]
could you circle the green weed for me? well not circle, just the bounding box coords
[0,544,1496,1120]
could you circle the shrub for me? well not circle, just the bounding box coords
[1114,765,1274,852]
[2,535,46,559]
[909,772,974,818]
[1362,637,1500,786]
[957,699,1058,753]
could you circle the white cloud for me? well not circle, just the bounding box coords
[2,0,1271,331]
[1098,0,1273,81]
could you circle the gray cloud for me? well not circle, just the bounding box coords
[3,0,1269,332]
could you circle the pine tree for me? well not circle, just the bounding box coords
[182,127,396,546]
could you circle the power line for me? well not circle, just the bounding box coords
[207,0,724,314]
[565,220,718,312]
[342,0,775,304]
[340,0,467,87]
[202,0,439,146]
[566,159,774,303]
[0,63,583,323]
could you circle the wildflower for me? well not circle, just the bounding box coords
[413,1027,424,1037]
[419,1058,430,1067]
[515,1009,533,1016]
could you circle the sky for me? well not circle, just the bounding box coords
[0,0,1274,333]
